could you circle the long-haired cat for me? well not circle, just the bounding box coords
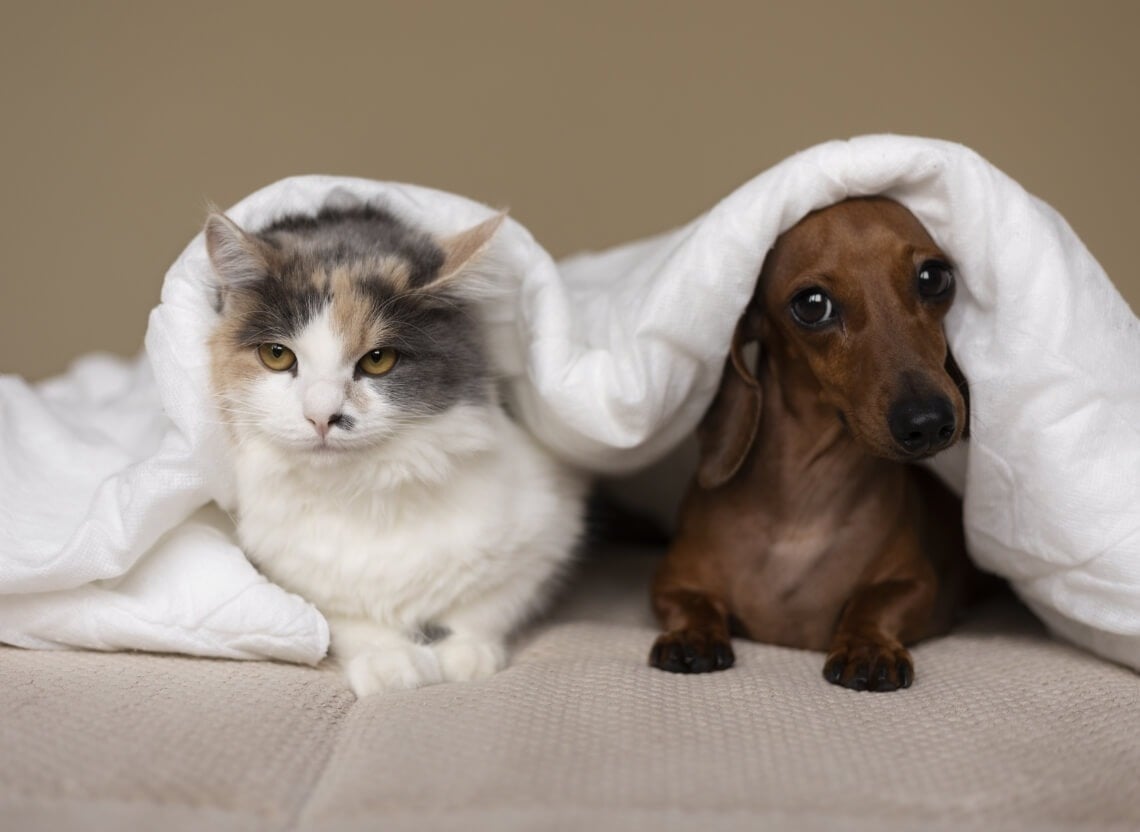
[204,205,584,697]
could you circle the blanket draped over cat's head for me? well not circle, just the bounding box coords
[205,205,506,458]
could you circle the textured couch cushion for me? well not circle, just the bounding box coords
[2,548,1137,832]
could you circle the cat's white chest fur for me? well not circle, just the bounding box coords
[231,404,584,695]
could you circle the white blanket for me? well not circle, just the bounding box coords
[2,135,1138,670]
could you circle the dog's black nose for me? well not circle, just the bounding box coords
[888,396,956,455]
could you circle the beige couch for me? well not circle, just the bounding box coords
[2,546,1137,832]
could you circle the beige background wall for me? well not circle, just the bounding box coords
[1,1,1137,380]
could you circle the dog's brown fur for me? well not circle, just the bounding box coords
[649,197,981,692]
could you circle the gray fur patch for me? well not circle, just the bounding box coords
[353,286,489,414]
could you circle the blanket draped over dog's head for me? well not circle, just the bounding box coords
[1,135,1137,670]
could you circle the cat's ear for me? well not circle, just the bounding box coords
[204,212,271,295]
[430,211,508,291]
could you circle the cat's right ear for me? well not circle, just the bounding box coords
[426,211,509,296]
[204,213,270,298]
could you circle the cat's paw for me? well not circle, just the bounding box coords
[433,635,506,683]
[344,644,443,697]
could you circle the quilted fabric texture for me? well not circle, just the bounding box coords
[3,550,1137,832]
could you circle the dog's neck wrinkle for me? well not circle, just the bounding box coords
[756,351,854,461]
[748,351,900,512]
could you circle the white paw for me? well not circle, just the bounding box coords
[433,636,506,683]
[344,644,443,697]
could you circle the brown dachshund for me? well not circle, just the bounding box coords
[649,197,979,692]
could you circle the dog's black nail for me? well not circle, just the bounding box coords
[897,660,912,688]
[823,658,845,684]
[873,663,892,691]
[713,641,734,670]
[650,641,689,673]
[849,662,870,690]
[686,642,711,673]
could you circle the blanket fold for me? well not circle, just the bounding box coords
[2,135,1137,670]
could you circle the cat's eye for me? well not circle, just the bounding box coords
[358,347,399,377]
[257,343,296,372]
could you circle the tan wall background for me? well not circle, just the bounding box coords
[1,0,1137,380]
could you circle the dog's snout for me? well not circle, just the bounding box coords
[887,396,956,456]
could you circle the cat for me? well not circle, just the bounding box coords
[204,204,585,697]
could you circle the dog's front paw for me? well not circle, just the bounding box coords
[650,630,734,674]
[823,639,913,692]
[433,635,506,683]
[344,644,443,697]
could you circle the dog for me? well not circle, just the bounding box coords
[649,196,985,692]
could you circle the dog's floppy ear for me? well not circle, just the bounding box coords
[696,312,763,489]
[945,347,971,440]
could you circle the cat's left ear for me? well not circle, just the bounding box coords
[204,212,272,296]
[430,211,508,291]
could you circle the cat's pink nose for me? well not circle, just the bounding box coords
[307,413,344,439]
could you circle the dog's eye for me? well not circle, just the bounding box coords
[917,261,954,299]
[790,288,837,328]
